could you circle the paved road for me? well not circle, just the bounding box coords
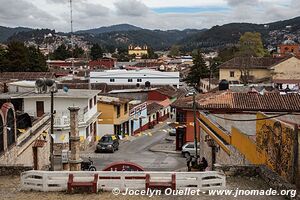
[80,124,186,171]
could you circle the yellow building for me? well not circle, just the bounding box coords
[97,96,130,140]
[128,45,148,58]
[218,57,283,83]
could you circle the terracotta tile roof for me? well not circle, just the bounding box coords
[218,57,285,69]
[158,99,172,107]
[172,91,300,112]
[147,102,163,115]
[98,95,131,106]
[0,72,56,81]
[154,86,179,98]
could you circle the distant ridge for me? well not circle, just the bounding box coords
[75,24,143,35]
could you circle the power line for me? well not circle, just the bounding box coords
[200,111,294,122]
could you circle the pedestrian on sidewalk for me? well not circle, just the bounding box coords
[186,155,192,172]
[199,157,208,171]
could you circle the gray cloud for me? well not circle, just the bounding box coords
[74,2,110,17]
[0,0,58,28]
[0,0,299,32]
[114,0,150,17]
[225,0,259,7]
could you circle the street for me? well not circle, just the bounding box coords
[80,123,186,171]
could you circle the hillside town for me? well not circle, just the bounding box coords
[1,1,300,200]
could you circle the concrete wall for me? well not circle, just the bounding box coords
[90,70,180,88]
[97,124,114,139]
[272,57,300,80]
[98,102,129,125]
[0,128,51,170]
[199,128,249,170]
[219,68,270,81]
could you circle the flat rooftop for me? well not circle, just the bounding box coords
[2,89,101,99]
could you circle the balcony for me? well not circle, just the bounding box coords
[54,106,98,128]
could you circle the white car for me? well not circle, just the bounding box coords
[181,142,200,158]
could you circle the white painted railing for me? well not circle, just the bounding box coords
[21,170,226,192]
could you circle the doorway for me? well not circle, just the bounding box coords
[33,147,38,170]
[36,101,44,117]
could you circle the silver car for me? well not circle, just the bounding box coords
[181,142,200,158]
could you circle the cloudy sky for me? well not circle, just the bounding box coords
[0,0,299,32]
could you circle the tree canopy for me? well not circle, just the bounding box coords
[236,32,267,57]
[49,44,84,60]
[185,49,210,87]
[0,41,47,72]
[90,43,103,60]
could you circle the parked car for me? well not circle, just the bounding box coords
[168,128,176,136]
[181,142,200,158]
[95,134,119,153]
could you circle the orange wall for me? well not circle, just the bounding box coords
[185,111,200,142]
[231,127,266,164]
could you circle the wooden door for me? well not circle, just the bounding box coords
[36,101,44,117]
[33,147,38,170]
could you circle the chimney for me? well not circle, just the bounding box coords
[68,106,82,171]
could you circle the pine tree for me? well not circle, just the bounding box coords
[185,49,209,87]
[90,44,103,60]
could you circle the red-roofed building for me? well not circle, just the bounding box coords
[88,57,117,70]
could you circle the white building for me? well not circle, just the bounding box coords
[90,69,180,88]
[16,89,101,145]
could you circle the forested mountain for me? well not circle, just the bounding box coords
[75,24,143,35]
[180,16,300,51]
[1,16,300,51]
[82,29,203,50]
[0,26,32,42]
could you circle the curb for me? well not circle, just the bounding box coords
[149,148,181,155]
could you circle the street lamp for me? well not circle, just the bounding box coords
[35,78,57,171]
[46,79,57,171]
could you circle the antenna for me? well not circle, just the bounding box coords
[69,0,74,74]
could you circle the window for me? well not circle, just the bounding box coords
[230,71,235,78]
[176,111,185,123]
[137,79,142,82]
[128,79,133,82]
[110,78,115,82]
[94,96,97,106]
[124,103,128,114]
[89,98,93,109]
[86,126,89,138]
[116,106,120,118]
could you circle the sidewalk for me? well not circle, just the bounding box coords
[149,143,181,154]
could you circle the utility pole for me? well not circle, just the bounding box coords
[50,90,54,171]
[193,92,198,159]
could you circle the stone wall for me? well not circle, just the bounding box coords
[259,165,299,198]
[214,164,260,177]
[215,164,300,200]
[199,128,249,170]
[0,165,32,176]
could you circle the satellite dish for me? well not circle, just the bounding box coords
[35,79,45,87]
[45,79,55,87]
[145,81,151,88]
[63,86,69,93]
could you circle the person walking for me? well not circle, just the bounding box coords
[199,157,208,171]
[186,155,192,172]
